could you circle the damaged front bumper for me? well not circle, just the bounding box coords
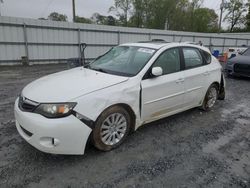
[14,99,92,155]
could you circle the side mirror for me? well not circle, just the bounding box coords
[151,67,163,77]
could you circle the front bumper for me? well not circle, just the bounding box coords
[225,64,250,77]
[14,99,92,155]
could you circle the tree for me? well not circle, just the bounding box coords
[129,0,144,27]
[129,0,179,29]
[38,17,48,20]
[91,13,117,25]
[107,16,116,25]
[167,0,191,31]
[246,2,250,31]
[129,0,205,30]
[48,12,68,22]
[223,0,247,32]
[109,0,133,26]
[109,0,219,32]
[193,8,219,32]
[75,16,92,24]
[91,13,107,24]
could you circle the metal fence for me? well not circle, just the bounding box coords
[0,16,250,65]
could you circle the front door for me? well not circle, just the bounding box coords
[141,48,185,122]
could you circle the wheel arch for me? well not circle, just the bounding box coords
[211,81,220,90]
[95,103,137,132]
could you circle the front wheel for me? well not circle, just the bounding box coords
[92,106,131,151]
[201,84,218,111]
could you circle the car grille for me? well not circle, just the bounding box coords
[234,64,250,76]
[18,96,39,112]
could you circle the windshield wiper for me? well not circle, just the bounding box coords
[91,67,108,73]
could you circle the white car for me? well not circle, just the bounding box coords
[14,42,225,155]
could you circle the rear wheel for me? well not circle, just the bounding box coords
[201,84,218,111]
[92,106,131,151]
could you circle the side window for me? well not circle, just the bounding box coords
[201,50,212,64]
[183,48,203,69]
[153,48,181,75]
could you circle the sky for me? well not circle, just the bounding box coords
[0,0,223,24]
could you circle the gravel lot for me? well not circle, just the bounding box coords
[0,64,250,188]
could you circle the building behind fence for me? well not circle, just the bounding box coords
[0,16,250,65]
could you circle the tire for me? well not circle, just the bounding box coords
[225,71,233,79]
[200,84,219,111]
[92,106,131,151]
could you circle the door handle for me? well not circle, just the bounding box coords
[203,71,210,76]
[176,78,185,83]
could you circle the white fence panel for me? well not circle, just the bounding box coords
[0,16,250,65]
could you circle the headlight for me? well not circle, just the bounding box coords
[34,103,77,118]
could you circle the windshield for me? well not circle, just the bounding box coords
[243,48,250,56]
[87,46,156,77]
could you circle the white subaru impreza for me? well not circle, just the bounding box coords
[14,42,225,155]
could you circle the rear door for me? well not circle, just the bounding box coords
[181,47,210,107]
[141,47,185,122]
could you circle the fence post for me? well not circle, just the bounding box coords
[78,28,81,61]
[192,36,195,42]
[23,23,29,64]
[148,32,151,41]
[117,30,120,45]
[173,34,175,42]
[209,37,212,51]
[235,38,238,47]
[222,38,226,53]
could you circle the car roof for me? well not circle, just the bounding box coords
[121,41,210,53]
[121,42,174,49]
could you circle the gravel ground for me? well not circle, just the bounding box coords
[0,64,250,188]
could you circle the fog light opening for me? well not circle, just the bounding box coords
[40,137,60,148]
[52,138,60,146]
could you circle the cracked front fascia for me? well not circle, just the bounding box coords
[71,77,143,130]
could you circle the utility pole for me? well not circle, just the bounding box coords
[0,0,3,16]
[72,0,76,22]
[219,0,225,33]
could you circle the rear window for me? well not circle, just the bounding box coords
[243,48,250,56]
[183,48,203,69]
[201,50,212,64]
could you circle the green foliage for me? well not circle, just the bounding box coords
[127,0,216,32]
[91,13,117,26]
[223,0,247,32]
[193,8,219,32]
[246,3,250,31]
[109,0,133,26]
[38,18,48,20]
[48,12,68,22]
[75,16,92,24]
[45,0,250,33]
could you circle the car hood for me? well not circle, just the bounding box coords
[22,67,129,103]
[229,55,250,65]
